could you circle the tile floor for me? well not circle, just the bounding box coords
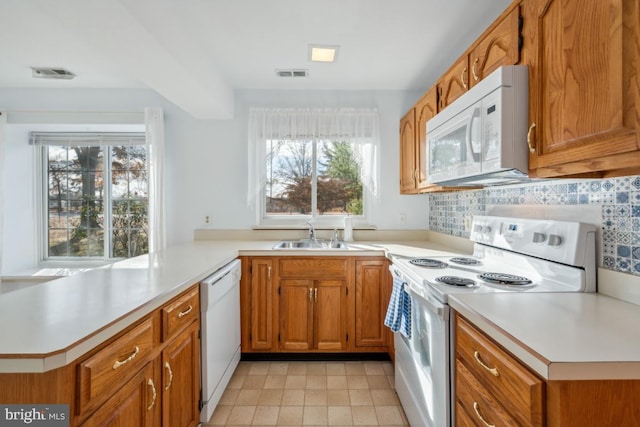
[204,360,409,426]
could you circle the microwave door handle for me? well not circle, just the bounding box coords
[466,106,482,163]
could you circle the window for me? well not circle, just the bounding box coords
[249,108,379,227]
[33,133,148,262]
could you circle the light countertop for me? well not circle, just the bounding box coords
[450,292,640,381]
[0,239,456,373]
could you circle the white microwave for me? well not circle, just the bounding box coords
[427,65,529,186]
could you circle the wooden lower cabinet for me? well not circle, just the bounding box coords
[240,256,391,355]
[455,313,640,426]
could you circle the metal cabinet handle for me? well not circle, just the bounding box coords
[147,378,157,411]
[164,361,174,390]
[473,402,495,427]
[472,57,479,81]
[267,266,272,281]
[314,288,318,303]
[474,351,499,376]
[177,305,193,318]
[112,346,140,370]
[308,287,313,302]
[527,123,537,153]
[461,67,468,89]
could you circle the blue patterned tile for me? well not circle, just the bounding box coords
[590,181,602,192]
[633,262,640,275]
[617,245,631,258]
[604,256,615,268]
[578,194,589,204]
[617,192,630,203]
[602,180,615,191]
[603,243,615,255]
[568,183,578,193]
[616,205,630,217]
[632,176,640,190]
[616,258,631,272]
[632,247,640,260]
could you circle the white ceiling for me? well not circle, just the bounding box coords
[0,0,513,119]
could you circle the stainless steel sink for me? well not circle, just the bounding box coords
[272,239,348,250]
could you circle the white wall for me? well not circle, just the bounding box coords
[1,87,428,274]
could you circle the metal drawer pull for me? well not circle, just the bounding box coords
[473,402,495,427]
[474,351,499,377]
[112,346,140,370]
[147,378,157,411]
[177,305,193,318]
[164,361,174,390]
[527,123,537,153]
[314,288,318,303]
[472,57,480,81]
[461,67,468,89]
[308,288,313,302]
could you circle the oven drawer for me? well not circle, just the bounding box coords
[455,315,543,426]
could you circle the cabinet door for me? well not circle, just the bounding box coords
[279,279,314,351]
[414,87,439,191]
[437,56,469,110]
[250,258,274,350]
[81,363,159,427]
[524,0,640,177]
[354,260,389,347]
[399,108,417,193]
[314,280,347,351]
[469,4,521,87]
[162,322,200,427]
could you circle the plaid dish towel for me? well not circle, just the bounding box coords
[384,276,412,339]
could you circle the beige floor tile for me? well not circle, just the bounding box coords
[386,376,395,390]
[344,362,366,376]
[287,362,308,375]
[370,389,399,406]
[351,406,378,425]
[228,405,257,425]
[235,362,253,376]
[328,406,353,426]
[303,406,328,425]
[244,375,267,389]
[208,404,233,425]
[278,406,304,425]
[258,389,284,405]
[252,406,280,425]
[327,389,351,406]
[326,362,346,376]
[249,363,271,375]
[327,375,348,389]
[228,374,247,389]
[219,388,240,405]
[347,376,369,390]
[285,375,307,389]
[375,406,405,425]
[307,362,327,375]
[282,389,306,405]
[268,362,289,375]
[264,375,286,389]
[348,389,373,406]
[305,389,328,406]
[307,375,328,389]
[382,363,394,376]
[236,389,262,405]
[367,375,391,390]
[363,362,385,376]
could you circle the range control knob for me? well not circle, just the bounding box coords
[481,226,492,233]
[473,224,483,233]
[548,234,563,246]
[532,232,547,243]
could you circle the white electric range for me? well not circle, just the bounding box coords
[388,215,597,427]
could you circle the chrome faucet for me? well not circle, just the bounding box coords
[306,221,316,241]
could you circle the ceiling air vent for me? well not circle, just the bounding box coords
[31,67,76,80]
[275,69,308,78]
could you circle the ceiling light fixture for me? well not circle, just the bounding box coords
[309,45,339,63]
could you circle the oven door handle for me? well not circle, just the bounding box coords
[404,282,448,320]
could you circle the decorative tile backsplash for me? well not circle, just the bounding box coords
[428,176,640,276]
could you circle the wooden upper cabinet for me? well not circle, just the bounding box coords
[469,4,522,87]
[437,56,469,110]
[415,87,439,191]
[524,0,640,177]
[399,108,417,193]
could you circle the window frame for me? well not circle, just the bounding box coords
[257,137,371,229]
[34,133,148,266]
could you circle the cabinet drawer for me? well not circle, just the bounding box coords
[279,258,348,278]
[162,286,199,341]
[78,316,156,416]
[456,359,521,427]
[456,316,543,426]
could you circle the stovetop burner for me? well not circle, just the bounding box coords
[435,276,477,287]
[410,258,448,268]
[479,272,533,286]
[449,257,482,266]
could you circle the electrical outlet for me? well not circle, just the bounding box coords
[464,213,473,231]
[204,215,211,225]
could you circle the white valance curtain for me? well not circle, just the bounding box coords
[145,107,166,253]
[248,107,380,206]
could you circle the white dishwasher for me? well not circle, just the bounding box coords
[199,258,241,424]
